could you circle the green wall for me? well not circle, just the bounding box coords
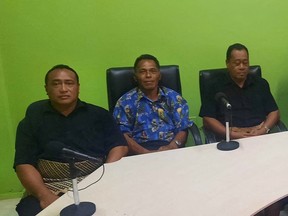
[1,0,288,197]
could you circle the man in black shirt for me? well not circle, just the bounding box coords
[199,43,284,216]
[199,43,280,140]
[14,64,128,216]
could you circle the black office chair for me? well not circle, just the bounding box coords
[106,65,202,145]
[199,65,287,144]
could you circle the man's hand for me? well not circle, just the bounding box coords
[231,130,253,139]
[158,143,177,151]
[230,122,266,139]
[39,192,59,209]
[16,164,59,210]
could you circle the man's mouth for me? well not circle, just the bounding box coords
[59,95,70,99]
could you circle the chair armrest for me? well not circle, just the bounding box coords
[188,124,202,145]
[271,120,287,132]
[202,127,218,144]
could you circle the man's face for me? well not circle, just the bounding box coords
[226,49,249,83]
[45,68,79,108]
[134,59,161,92]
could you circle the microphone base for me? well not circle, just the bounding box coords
[217,140,239,151]
[60,202,96,216]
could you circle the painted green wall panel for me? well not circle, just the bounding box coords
[1,0,288,196]
[0,50,23,196]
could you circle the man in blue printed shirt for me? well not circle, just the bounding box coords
[113,54,193,155]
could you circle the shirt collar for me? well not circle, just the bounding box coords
[225,73,255,88]
[136,86,167,102]
[43,99,85,114]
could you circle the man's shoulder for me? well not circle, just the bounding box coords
[248,74,269,86]
[160,86,183,99]
[81,101,111,117]
[21,100,51,123]
[160,86,180,95]
[117,88,138,102]
[160,86,189,105]
[122,88,137,97]
[26,99,50,113]
[214,73,230,85]
[81,101,108,111]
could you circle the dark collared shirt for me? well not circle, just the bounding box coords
[14,99,127,168]
[199,73,278,127]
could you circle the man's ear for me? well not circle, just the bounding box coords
[225,59,229,67]
[44,85,48,95]
[133,75,137,83]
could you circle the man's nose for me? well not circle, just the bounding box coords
[145,71,152,77]
[60,83,68,91]
[239,62,246,69]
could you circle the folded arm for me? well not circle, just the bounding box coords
[123,133,154,155]
[248,110,280,136]
[106,145,128,163]
[124,130,188,154]
[203,110,280,139]
[204,117,257,139]
[158,130,188,151]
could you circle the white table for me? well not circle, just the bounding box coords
[38,131,288,216]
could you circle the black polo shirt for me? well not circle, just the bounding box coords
[14,99,127,168]
[199,73,278,127]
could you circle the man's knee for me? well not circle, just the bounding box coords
[16,195,42,216]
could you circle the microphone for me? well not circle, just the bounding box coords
[214,93,239,151]
[47,141,98,216]
[46,141,103,163]
[215,92,232,109]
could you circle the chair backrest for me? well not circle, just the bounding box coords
[199,65,261,103]
[106,65,181,112]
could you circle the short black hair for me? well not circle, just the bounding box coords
[226,43,249,61]
[133,54,160,71]
[45,64,79,84]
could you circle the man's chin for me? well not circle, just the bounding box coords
[53,100,76,106]
[142,84,157,90]
[236,74,247,80]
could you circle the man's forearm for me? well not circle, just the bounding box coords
[106,145,128,163]
[203,111,280,139]
[264,110,280,131]
[16,164,51,198]
[203,117,226,137]
[169,130,188,148]
[124,133,151,155]
[16,164,58,209]
[250,110,280,136]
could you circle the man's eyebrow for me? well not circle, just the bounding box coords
[50,79,61,82]
[51,79,74,82]
[138,67,158,70]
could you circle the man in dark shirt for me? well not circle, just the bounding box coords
[199,43,284,216]
[199,43,280,140]
[14,64,128,216]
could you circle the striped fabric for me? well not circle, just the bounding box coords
[37,159,102,195]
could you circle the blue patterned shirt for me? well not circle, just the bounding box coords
[113,86,193,146]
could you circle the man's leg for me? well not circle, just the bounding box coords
[16,195,42,216]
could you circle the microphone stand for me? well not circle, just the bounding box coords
[60,158,96,216]
[217,107,239,151]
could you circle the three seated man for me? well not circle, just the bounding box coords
[13,44,284,216]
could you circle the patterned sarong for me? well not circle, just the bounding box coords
[37,159,102,195]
